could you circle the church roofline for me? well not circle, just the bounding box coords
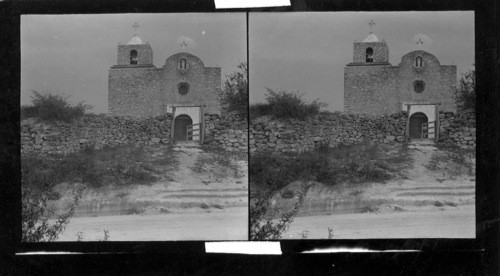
[346,62,392,67]
[110,64,156,69]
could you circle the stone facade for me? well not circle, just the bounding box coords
[344,33,457,116]
[108,35,221,118]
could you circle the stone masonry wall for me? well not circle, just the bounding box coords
[21,114,174,155]
[250,110,476,153]
[204,112,248,152]
[438,110,476,150]
[250,112,408,153]
[21,112,248,156]
[344,50,457,116]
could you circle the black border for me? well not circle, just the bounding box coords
[1,0,498,274]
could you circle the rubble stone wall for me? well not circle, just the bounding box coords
[21,112,249,155]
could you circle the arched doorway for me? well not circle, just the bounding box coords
[409,112,428,139]
[174,114,193,142]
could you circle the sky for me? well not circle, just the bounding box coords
[249,11,475,111]
[21,13,247,114]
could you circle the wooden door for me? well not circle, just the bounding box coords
[174,115,193,142]
[409,112,428,139]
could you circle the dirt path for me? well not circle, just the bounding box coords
[281,140,475,239]
[284,205,475,239]
[56,208,248,241]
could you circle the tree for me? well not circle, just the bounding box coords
[21,90,93,122]
[453,69,475,111]
[220,62,248,114]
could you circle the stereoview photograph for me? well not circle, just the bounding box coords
[21,13,248,241]
[249,12,475,239]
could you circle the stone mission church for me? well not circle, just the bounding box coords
[344,21,457,140]
[108,25,221,142]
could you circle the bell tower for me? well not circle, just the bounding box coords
[115,22,154,67]
[351,20,390,65]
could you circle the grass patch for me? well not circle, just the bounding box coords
[21,144,168,190]
[192,146,244,179]
[250,142,408,193]
[428,144,475,176]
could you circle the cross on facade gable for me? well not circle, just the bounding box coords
[417,38,424,48]
[180,40,188,50]
[369,19,375,34]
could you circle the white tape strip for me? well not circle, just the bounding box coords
[302,247,422,253]
[205,241,282,255]
[214,0,291,9]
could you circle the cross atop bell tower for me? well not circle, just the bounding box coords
[132,22,140,36]
[369,19,375,34]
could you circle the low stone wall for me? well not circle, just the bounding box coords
[250,110,476,153]
[21,114,173,155]
[21,112,249,156]
[439,110,476,149]
[204,112,248,152]
[250,112,408,153]
[21,110,473,156]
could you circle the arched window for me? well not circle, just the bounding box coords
[179,58,187,70]
[130,50,138,65]
[178,82,189,95]
[366,47,374,62]
[413,80,425,93]
[415,57,423,67]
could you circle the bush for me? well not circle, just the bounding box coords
[250,185,309,240]
[22,144,158,190]
[22,184,84,242]
[250,88,325,120]
[250,142,396,192]
[220,62,248,114]
[453,69,475,111]
[21,90,92,122]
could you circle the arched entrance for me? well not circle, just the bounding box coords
[409,112,428,139]
[174,114,193,142]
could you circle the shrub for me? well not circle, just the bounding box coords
[453,69,475,111]
[249,103,273,120]
[250,185,309,240]
[22,144,158,190]
[250,142,397,192]
[250,88,325,120]
[22,184,84,242]
[21,90,92,122]
[220,62,248,114]
[281,189,295,199]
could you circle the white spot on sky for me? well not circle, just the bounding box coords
[202,31,206,35]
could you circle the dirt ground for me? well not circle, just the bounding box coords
[50,142,248,241]
[56,208,248,241]
[275,140,476,239]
